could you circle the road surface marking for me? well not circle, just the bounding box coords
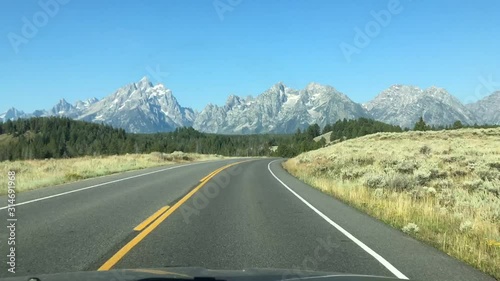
[0,160,230,211]
[98,161,245,271]
[134,206,170,231]
[267,159,409,280]
[200,166,224,182]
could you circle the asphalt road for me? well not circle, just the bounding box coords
[0,158,495,281]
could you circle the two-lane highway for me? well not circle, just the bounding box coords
[0,158,495,281]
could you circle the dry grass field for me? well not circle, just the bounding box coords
[0,151,224,195]
[283,128,500,279]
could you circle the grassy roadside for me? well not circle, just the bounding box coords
[283,128,500,279]
[0,151,225,195]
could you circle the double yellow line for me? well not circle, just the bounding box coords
[199,167,222,183]
[98,161,245,271]
[133,206,171,232]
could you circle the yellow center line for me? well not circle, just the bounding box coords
[133,206,170,232]
[199,167,223,182]
[98,160,248,271]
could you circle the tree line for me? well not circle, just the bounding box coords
[274,118,404,157]
[413,117,499,131]
[327,118,403,141]
[0,117,291,161]
[1,116,498,161]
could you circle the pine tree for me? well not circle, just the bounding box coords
[453,120,463,129]
[306,124,321,140]
[318,137,327,147]
[414,117,428,131]
[322,124,332,134]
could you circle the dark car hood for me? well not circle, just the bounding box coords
[2,267,402,281]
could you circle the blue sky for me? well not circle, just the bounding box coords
[1,0,499,113]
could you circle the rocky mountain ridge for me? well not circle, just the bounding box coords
[2,78,498,133]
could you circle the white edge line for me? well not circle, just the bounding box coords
[0,160,224,211]
[267,159,409,280]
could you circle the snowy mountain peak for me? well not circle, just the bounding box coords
[365,85,477,128]
[139,76,152,84]
[152,83,166,90]
[87,97,99,104]
[58,98,73,108]
[75,97,99,110]
[32,109,49,117]
[146,84,173,100]
[424,86,447,94]
[304,83,339,98]
[193,82,367,134]
[270,82,286,94]
[422,86,453,98]
[0,107,26,121]
[4,79,497,134]
[396,84,426,94]
[386,84,420,94]
[136,76,154,90]
[73,77,195,133]
[225,94,242,105]
[51,99,75,116]
[306,82,330,91]
[223,95,239,110]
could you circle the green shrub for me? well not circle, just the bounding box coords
[364,174,386,189]
[64,172,84,181]
[341,169,364,181]
[475,165,500,181]
[402,222,420,234]
[441,155,465,163]
[415,169,432,185]
[462,179,484,191]
[386,173,415,191]
[451,169,468,177]
[482,180,500,196]
[420,145,432,155]
[433,179,455,189]
[437,188,456,207]
[355,156,376,166]
[488,162,500,170]
[396,160,419,174]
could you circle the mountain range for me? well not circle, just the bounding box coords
[2,77,498,134]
